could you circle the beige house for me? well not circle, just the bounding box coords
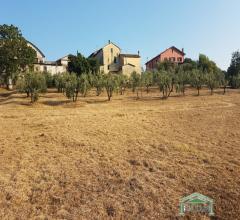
[27,41,68,75]
[89,41,141,76]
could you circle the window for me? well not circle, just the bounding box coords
[114,56,117,63]
[164,58,168,61]
[111,48,113,53]
[44,66,47,71]
[108,65,110,70]
[177,57,182,62]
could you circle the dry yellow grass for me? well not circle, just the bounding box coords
[0,88,240,219]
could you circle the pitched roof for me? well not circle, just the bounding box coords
[89,41,121,58]
[56,54,70,62]
[27,41,45,58]
[145,46,185,65]
[120,54,140,58]
[89,48,102,58]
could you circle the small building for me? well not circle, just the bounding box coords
[27,41,68,75]
[89,41,141,76]
[146,46,185,71]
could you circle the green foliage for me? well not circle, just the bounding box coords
[88,57,100,74]
[182,58,198,71]
[68,53,90,76]
[175,68,190,95]
[155,70,174,99]
[142,71,153,93]
[129,71,141,93]
[16,72,47,102]
[104,73,117,101]
[43,71,54,88]
[218,71,229,94]
[117,74,128,95]
[227,51,240,87]
[205,71,221,95]
[93,72,105,96]
[190,69,205,96]
[231,74,240,89]
[79,73,92,97]
[0,24,37,87]
[156,60,177,73]
[198,54,219,73]
[54,73,67,93]
[68,53,100,76]
[64,73,78,101]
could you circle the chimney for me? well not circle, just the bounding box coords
[138,50,140,56]
[182,48,184,53]
[108,40,111,44]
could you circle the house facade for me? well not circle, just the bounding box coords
[146,46,185,71]
[89,41,141,76]
[27,41,68,75]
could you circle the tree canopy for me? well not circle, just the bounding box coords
[0,24,37,86]
[68,52,99,76]
[227,51,240,87]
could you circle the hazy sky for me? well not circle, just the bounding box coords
[1,0,239,70]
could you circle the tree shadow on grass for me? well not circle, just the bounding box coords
[41,100,71,106]
[84,99,110,104]
[0,100,32,106]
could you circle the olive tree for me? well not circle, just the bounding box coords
[205,71,220,95]
[142,71,153,93]
[175,69,190,95]
[104,73,118,101]
[129,71,141,93]
[117,74,128,95]
[54,73,68,93]
[93,72,104,96]
[64,73,78,101]
[155,70,174,99]
[79,73,92,97]
[190,69,205,96]
[16,71,47,102]
[43,71,54,88]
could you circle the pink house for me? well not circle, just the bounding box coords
[146,46,185,71]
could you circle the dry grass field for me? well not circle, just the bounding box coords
[0,87,240,219]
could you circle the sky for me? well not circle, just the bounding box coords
[1,0,240,70]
